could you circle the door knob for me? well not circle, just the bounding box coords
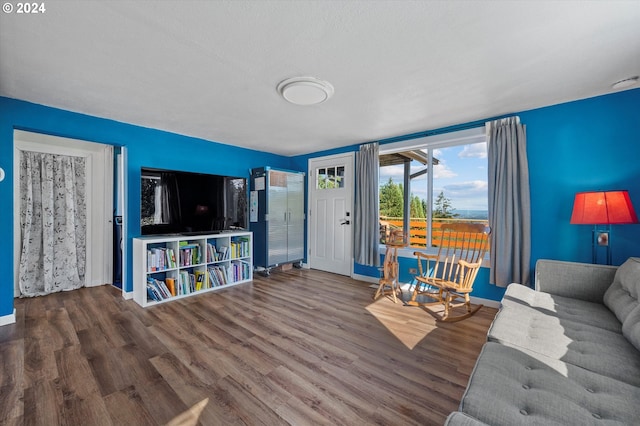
[340,220,350,225]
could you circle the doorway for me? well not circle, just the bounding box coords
[13,130,116,296]
[307,153,354,276]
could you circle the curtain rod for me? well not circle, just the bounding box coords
[375,114,514,146]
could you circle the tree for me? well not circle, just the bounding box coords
[379,177,403,217]
[433,191,459,219]
[410,194,425,218]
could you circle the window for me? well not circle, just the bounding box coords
[379,128,488,248]
[316,166,345,189]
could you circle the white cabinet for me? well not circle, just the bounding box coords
[133,231,252,307]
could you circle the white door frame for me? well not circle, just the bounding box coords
[119,147,130,299]
[307,152,355,276]
[13,130,114,295]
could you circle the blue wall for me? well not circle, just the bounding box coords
[522,89,640,268]
[2,88,639,318]
[0,97,291,317]
[292,88,640,302]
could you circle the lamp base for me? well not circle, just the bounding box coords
[592,226,612,265]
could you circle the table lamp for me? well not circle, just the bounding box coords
[570,190,638,264]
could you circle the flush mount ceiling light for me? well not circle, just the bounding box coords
[277,77,334,106]
[611,76,639,90]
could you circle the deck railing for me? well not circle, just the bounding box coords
[380,217,489,248]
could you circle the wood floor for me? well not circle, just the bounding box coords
[0,269,497,426]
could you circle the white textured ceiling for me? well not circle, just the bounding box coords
[1,1,639,156]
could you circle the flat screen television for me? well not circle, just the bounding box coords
[140,167,247,235]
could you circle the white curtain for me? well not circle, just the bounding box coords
[19,151,87,296]
[354,142,380,267]
[486,117,531,287]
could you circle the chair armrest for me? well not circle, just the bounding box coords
[413,251,438,260]
[534,259,617,303]
[413,251,440,277]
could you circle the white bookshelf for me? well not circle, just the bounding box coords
[133,231,252,307]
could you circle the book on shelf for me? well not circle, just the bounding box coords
[146,277,173,302]
[165,277,176,296]
[195,271,206,291]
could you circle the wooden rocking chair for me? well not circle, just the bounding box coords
[407,223,490,322]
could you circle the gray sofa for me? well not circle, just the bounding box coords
[445,257,640,425]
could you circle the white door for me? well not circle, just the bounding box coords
[308,153,354,276]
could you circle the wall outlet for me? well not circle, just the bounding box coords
[408,268,417,274]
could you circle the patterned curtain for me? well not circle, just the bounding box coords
[19,151,87,296]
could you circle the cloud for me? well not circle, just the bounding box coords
[443,180,488,197]
[433,163,457,179]
[379,164,405,179]
[458,143,487,159]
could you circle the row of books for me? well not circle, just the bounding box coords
[147,238,250,273]
[207,265,229,287]
[230,238,251,259]
[146,264,249,302]
[207,243,229,262]
[147,247,177,272]
[230,261,251,282]
[179,243,201,267]
[146,277,173,301]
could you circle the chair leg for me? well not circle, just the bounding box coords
[373,279,402,303]
[443,291,452,320]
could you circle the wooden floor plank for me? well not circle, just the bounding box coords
[2,269,496,425]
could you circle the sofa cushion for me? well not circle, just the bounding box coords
[459,342,640,426]
[500,283,622,333]
[604,257,640,324]
[488,303,640,386]
[622,305,640,351]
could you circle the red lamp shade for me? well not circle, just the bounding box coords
[570,190,639,225]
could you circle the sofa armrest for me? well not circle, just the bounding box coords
[444,412,490,426]
[535,259,617,303]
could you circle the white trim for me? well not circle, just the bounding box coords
[469,296,501,309]
[0,309,17,326]
[122,291,134,300]
[352,273,379,284]
[379,126,486,154]
[120,147,128,295]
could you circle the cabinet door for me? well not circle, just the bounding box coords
[267,171,288,265]
[286,172,305,262]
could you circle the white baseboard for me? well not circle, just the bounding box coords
[351,273,379,284]
[352,273,502,308]
[0,309,17,326]
[122,291,133,300]
[469,296,501,309]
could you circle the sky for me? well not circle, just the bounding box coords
[379,142,488,211]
